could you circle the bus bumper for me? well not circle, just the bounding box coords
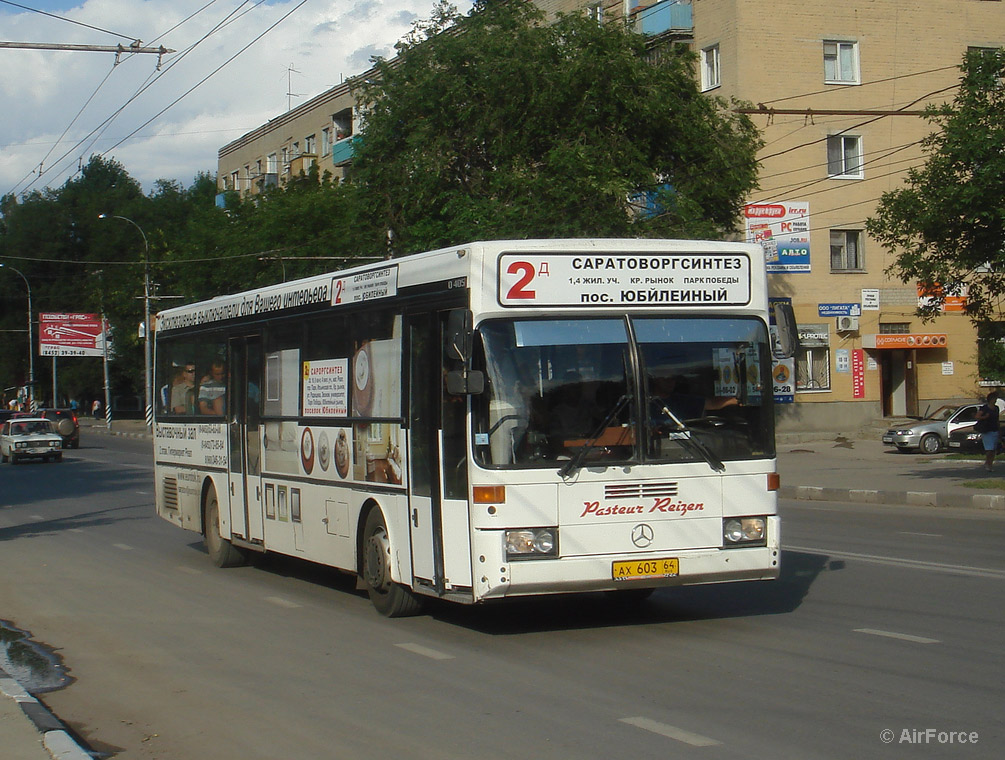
[473,537,780,601]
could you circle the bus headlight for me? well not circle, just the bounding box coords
[505,528,558,560]
[723,517,767,547]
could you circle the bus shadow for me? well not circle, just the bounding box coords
[196,547,835,633]
[434,549,834,634]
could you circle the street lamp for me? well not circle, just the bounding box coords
[98,213,152,429]
[0,263,35,411]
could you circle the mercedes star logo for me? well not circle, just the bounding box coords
[631,523,654,548]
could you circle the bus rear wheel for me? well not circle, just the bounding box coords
[204,492,247,568]
[362,508,424,617]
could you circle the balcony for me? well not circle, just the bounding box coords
[331,137,357,167]
[633,0,693,37]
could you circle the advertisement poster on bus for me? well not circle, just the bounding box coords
[768,298,795,403]
[302,359,348,416]
[39,312,107,357]
[744,202,811,273]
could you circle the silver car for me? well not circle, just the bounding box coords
[0,418,63,464]
[882,403,981,454]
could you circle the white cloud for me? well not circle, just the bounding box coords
[0,0,472,196]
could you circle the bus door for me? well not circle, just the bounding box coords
[228,336,264,544]
[406,313,441,587]
[406,310,472,594]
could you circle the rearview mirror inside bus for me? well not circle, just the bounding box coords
[446,370,485,395]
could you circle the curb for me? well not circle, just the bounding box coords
[0,670,91,760]
[779,485,1005,510]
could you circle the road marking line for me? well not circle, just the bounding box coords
[854,628,940,645]
[786,545,1005,579]
[619,717,721,746]
[897,531,942,538]
[30,515,45,521]
[265,596,301,609]
[69,528,84,533]
[176,566,201,575]
[395,643,454,660]
[113,543,133,551]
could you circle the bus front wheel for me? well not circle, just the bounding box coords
[204,492,247,568]
[362,508,424,617]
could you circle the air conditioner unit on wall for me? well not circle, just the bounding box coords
[836,315,859,332]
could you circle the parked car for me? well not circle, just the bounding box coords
[0,418,63,463]
[38,408,80,448]
[882,403,981,453]
[947,422,1005,453]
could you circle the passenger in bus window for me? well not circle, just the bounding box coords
[198,360,227,415]
[170,363,196,415]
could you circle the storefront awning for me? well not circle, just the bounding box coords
[862,334,948,349]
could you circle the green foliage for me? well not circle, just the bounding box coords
[868,48,1005,324]
[350,0,762,254]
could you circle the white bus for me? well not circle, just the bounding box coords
[153,239,796,616]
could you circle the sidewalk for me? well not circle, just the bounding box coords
[776,434,1005,509]
[0,670,88,760]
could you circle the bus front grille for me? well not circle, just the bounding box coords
[604,482,679,500]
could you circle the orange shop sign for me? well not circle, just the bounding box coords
[864,334,948,349]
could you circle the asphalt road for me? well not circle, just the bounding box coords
[1,434,1002,759]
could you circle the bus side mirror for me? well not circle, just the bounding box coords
[446,370,484,395]
[773,302,800,359]
[446,309,473,362]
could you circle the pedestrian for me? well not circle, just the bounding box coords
[91,398,102,419]
[974,392,1000,472]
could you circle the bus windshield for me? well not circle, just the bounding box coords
[473,316,774,469]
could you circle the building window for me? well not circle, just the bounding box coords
[701,44,721,91]
[305,134,315,155]
[795,324,831,392]
[587,2,602,23]
[230,171,239,191]
[880,323,911,334]
[830,230,864,271]
[824,40,859,84]
[827,134,863,178]
[267,153,277,174]
[321,127,331,156]
[333,108,353,141]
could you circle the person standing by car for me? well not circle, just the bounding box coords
[974,392,1000,472]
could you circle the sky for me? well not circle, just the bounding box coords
[0,0,473,196]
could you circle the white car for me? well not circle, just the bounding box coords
[0,418,63,463]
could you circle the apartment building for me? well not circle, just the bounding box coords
[217,73,364,198]
[217,0,1005,431]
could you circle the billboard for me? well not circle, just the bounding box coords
[39,313,107,357]
[744,202,811,273]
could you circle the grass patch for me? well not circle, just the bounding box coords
[961,479,1005,490]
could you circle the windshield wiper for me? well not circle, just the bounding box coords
[559,394,631,478]
[655,403,726,473]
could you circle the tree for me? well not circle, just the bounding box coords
[867,48,1005,324]
[350,1,763,255]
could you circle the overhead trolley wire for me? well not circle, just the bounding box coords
[0,0,139,41]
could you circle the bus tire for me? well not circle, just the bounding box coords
[361,508,424,618]
[204,492,247,568]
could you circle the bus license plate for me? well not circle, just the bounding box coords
[612,558,679,582]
